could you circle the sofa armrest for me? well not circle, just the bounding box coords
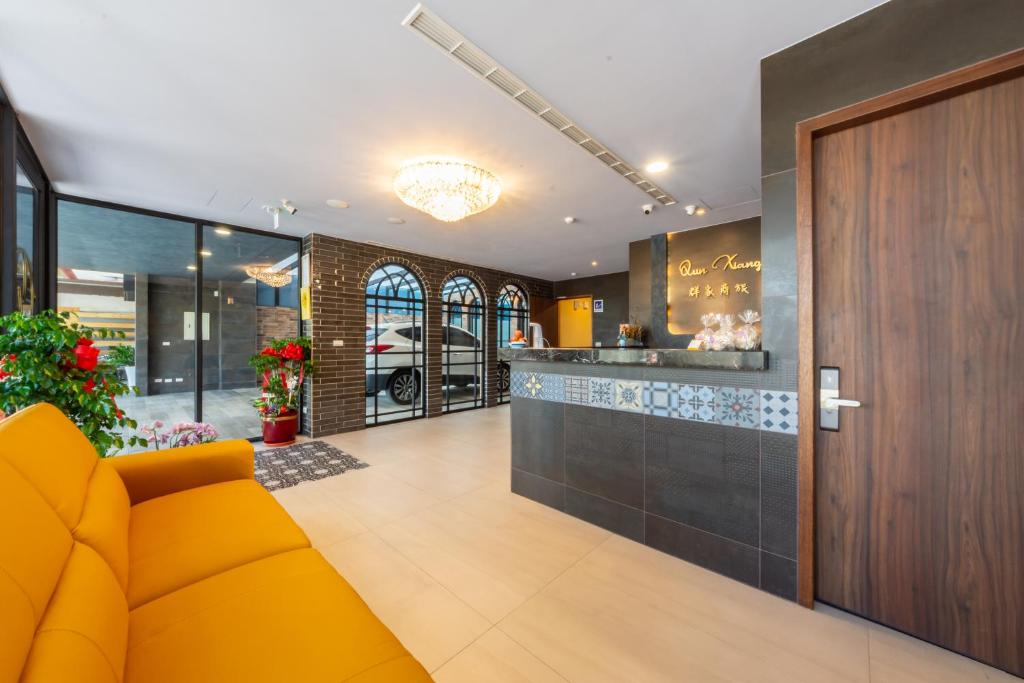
[109,440,255,505]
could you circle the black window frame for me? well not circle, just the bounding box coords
[440,275,486,413]
[365,263,426,426]
[495,283,529,404]
[1,94,53,316]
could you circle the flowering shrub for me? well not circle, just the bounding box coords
[139,420,218,449]
[248,337,313,417]
[0,310,146,456]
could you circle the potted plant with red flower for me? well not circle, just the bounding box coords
[0,310,146,455]
[248,337,313,446]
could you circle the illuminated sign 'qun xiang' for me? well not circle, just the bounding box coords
[666,218,762,335]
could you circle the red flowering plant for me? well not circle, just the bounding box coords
[0,310,147,456]
[248,337,313,417]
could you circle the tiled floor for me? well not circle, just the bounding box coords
[271,405,1017,683]
[118,387,261,449]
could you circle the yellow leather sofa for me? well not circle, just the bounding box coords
[0,403,432,682]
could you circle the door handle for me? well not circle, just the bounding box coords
[819,367,861,431]
[822,397,861,409]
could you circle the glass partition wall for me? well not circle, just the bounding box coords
[55,198,300,450]
[496,283,528,404]
[365,264,426,425]
[15,164,39,314]
[440,275,485,413]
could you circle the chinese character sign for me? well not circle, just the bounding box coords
[666,217,762,335]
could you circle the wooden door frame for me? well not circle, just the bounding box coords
[794,47,1024,608]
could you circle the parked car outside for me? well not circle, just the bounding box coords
[366,322,487,404]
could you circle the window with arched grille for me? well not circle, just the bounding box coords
[496,283,529,404]
[365,264,426,425]
[440,275,485,412]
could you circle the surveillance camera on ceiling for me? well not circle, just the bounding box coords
[281,199,298,215]
[642,204,654,215]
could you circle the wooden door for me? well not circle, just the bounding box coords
[812,71,1023,675]
[530,295,559,347]
[556,297,593,348]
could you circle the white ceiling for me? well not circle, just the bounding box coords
[0,0,882,280]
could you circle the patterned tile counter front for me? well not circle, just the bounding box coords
[508,360,799,601]
[511,370,797,434]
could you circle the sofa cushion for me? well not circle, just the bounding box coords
[20,542,129,683]
[0,458,74,682]
[126,548,431,683]
[74,460,131,591]
[0,403,99,529]
[126,479,310,607]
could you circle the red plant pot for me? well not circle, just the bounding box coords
[262,410,299,447]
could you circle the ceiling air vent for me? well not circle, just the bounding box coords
[402,4,678,206]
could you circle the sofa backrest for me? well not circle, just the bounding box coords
[0,403,131,682]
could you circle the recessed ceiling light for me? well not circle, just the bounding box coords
[564,216,576,224]
[645,160,669,173]
[214,227,231,236]
[387,217,405,225]
[695,206,707,216]
[326,199,350,209]
[186,265,197,271]
[591,261,598,267]
[570,272,577,277]
[199,249,213,257]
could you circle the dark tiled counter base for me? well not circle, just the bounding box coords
[509,362,798,601]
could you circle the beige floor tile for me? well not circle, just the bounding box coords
[272,483,367,548]
[868,621,1019,683]
[377,495,606,623]
[320,532,490,673]
[499,535,870,683]
[433,628,568,683]
[372,452,499,500]
[308,466,443,529]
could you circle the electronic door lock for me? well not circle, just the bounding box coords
[820,367,862,431]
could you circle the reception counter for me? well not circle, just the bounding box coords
[499,347,800,601]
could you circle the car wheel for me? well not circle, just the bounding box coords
[388,370,418,405]
[498,364,511,392]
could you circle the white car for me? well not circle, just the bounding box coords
[366,322,485,404]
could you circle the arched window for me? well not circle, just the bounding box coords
[365,264,425,425]
[496,283,529,404]
[440,275,485,413]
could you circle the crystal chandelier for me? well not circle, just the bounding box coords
[245,264,293,288]
[393,158,501,222]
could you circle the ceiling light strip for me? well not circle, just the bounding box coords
[401,4,677,206]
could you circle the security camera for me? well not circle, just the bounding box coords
[281,199,298,215]
[684,204,697,216]
[642,204,654,215]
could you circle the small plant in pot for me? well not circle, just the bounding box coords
[105,344,136,389]
[249,337,313,446]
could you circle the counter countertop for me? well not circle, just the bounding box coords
[497,347,768,371]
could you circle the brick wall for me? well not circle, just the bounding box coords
[256,305,300,350]
[301,233,553,437]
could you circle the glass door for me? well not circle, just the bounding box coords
[199,224,300,441]
[440,275,485,412]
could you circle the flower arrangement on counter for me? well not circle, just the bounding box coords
[0,310,146,455]
[139,420,219,449]
[694,310,761,351]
